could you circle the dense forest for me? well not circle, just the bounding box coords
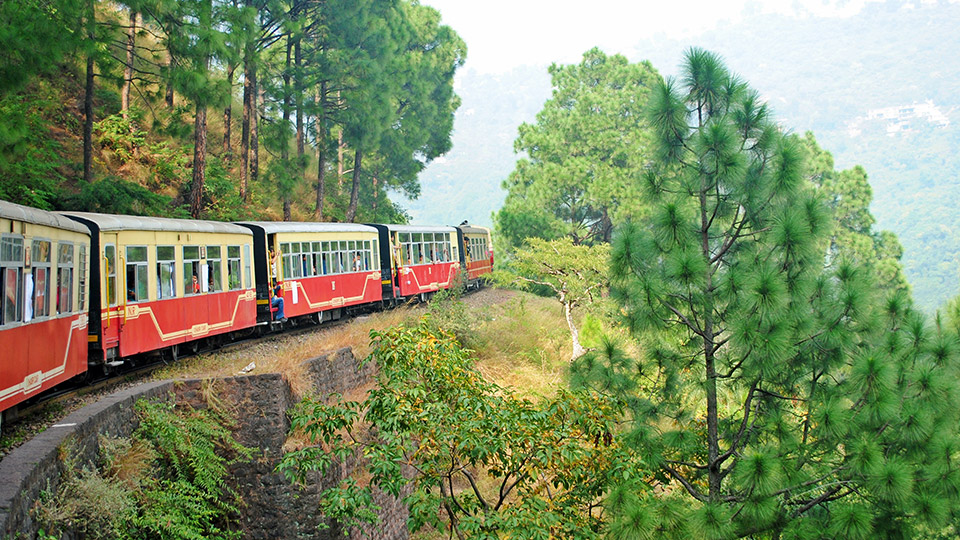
[0,0,464,223]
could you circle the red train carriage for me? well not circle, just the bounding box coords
[370,224,460,301]
[1,201,91,415]
[455,224,494,288]
[62,213,257,364]
[236,222,383,323]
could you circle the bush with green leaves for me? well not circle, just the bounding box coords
[34,399,250,540]
[279,318,644,539]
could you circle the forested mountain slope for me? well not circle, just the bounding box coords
[414,0,960,310]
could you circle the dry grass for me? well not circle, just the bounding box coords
[150,305,422,395]
[151,289,577,401]
[467,292,573,398]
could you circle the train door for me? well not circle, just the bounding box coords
[101,232,121,360]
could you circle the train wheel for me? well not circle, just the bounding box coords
[161,344,179,364]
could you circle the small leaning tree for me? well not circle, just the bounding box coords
[589,48,960,538]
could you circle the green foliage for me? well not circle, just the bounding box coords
[496,48,661,247]
[95,111,147,164]
[579,48,960,539]
[280,318,643,538]
[425,271,474,346]
[796,132,910,295]
[34,399,251,540]
[0,83,70,208]
[500,237,610,360]
[63,176,174,216]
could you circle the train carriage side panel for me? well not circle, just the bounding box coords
[62,213,257,360]
[1,200,90,413]
[239,222,384,319]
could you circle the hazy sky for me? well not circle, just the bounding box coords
[419,0,916,73]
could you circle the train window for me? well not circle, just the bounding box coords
[399,233,409,243]
[183,245,201,295]
[78,245,87,311]
[301,242,312,276]
[207,246,222,292]
[105,244,118,306]
[1,236,23,325]
[400,243,410,266]
[312,242,321,276]
[372,239,379,270]
[31,239,51,319]
[243,245,251,288]
[363,241,371,271]
[57,243,74,314]
[125,246,148,303]
[227,246,241,290]
[281,243,296,279]
[413,241,423,265]
[157,246,176,299]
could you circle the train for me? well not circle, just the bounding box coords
[0,199,493,425]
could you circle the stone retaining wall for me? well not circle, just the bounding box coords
[0,347,407,540]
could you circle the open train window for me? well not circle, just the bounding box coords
[243,244,251,289]
[1,236,23,326]
[207,246,222,292]
[157,246,176,299]
[312,242,321,277]
[57,242,74,314]
[30,239,51,319]
[227,245,241,290]
[125,246,148,303]
[105,244,117,306]
[183,246,201,295]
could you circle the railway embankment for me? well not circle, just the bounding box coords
[0,348,408,540]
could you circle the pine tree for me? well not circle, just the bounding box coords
[587,48,960,539]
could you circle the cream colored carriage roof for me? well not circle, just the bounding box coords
[384,224,456,233]
[458,224,491,235]
[236,222,378,234]
[60,211,252,235]
[0,200,90,235]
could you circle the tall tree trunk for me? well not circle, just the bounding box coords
[190,103,208,218]
[294,38,304,160]
[82,0,95,184]
[281,37,292,221]
[164,53,175,108]
[240,55,252,201]
[121,10,137,120]
[314,85,326,221]
[223,63,236,154]
[701,174,720,501]
[250,69,259,185]
[337,128,346,194]
[345,148,362,222]
[563,295,586,361]
[372,174,378,220]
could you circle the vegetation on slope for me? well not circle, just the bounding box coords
[0,0,464,223]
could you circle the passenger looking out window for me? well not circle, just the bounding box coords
[183,246,201,295]
[207,246,222,292]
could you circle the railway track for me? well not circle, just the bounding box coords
[0,314,354,453]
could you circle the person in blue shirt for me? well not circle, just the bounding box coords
[272,282,286,322]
